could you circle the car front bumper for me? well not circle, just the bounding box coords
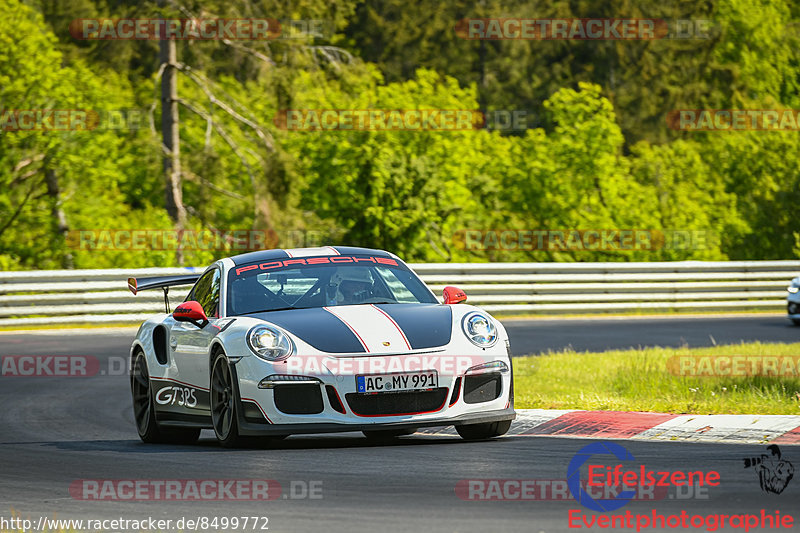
[235,407,516,436]
[229,350,515,436]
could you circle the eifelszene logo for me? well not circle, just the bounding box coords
[567,441,721,512]
[743,445,794,494]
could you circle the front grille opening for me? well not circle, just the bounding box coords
[463,372,502,404]
[325,385,346,414]
[274,384,324,415]
[449,377,462,406]
[345,388,448,416]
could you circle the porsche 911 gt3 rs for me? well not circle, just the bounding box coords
[127,246,515,447]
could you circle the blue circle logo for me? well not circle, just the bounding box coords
[567,441,637,512]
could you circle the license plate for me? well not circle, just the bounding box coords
[356,371,438,393]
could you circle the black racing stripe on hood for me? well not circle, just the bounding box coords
[376,304,452,349]
[249,308,366,354]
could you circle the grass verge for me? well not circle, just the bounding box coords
[514,342,800,415]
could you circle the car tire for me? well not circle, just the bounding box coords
[363,429,417,441]
[210,350,252,448]
[455,420,512,440]
[792,319,800,326]
[131,350,200,445]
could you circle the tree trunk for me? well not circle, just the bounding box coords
[160,37,186,265]
[44,167,73,269]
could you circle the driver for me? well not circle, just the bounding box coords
[327,268,373,305]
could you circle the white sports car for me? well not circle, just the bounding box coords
[127,246,515,447]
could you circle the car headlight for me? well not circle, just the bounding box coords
[789,279,800,293]
[462,312,498,347]
[247,325,294,361]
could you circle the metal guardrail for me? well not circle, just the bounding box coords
[0,261,797,326]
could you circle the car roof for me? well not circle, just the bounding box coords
[228,246,395,266]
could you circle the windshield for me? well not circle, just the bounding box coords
[226,255,437,315]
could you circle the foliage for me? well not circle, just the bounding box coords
[1,0,799,268]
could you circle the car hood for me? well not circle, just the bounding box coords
[247,303,452,354]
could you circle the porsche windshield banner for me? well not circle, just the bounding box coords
[233,256,400,276]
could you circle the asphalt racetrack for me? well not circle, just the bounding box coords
[0,315,798,532]
[504,314,800,356]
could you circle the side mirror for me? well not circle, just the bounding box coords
[173,301,208,328]
[443,286,467,305]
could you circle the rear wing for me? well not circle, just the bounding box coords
[127,274,201,313]
[127,274,201,295]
